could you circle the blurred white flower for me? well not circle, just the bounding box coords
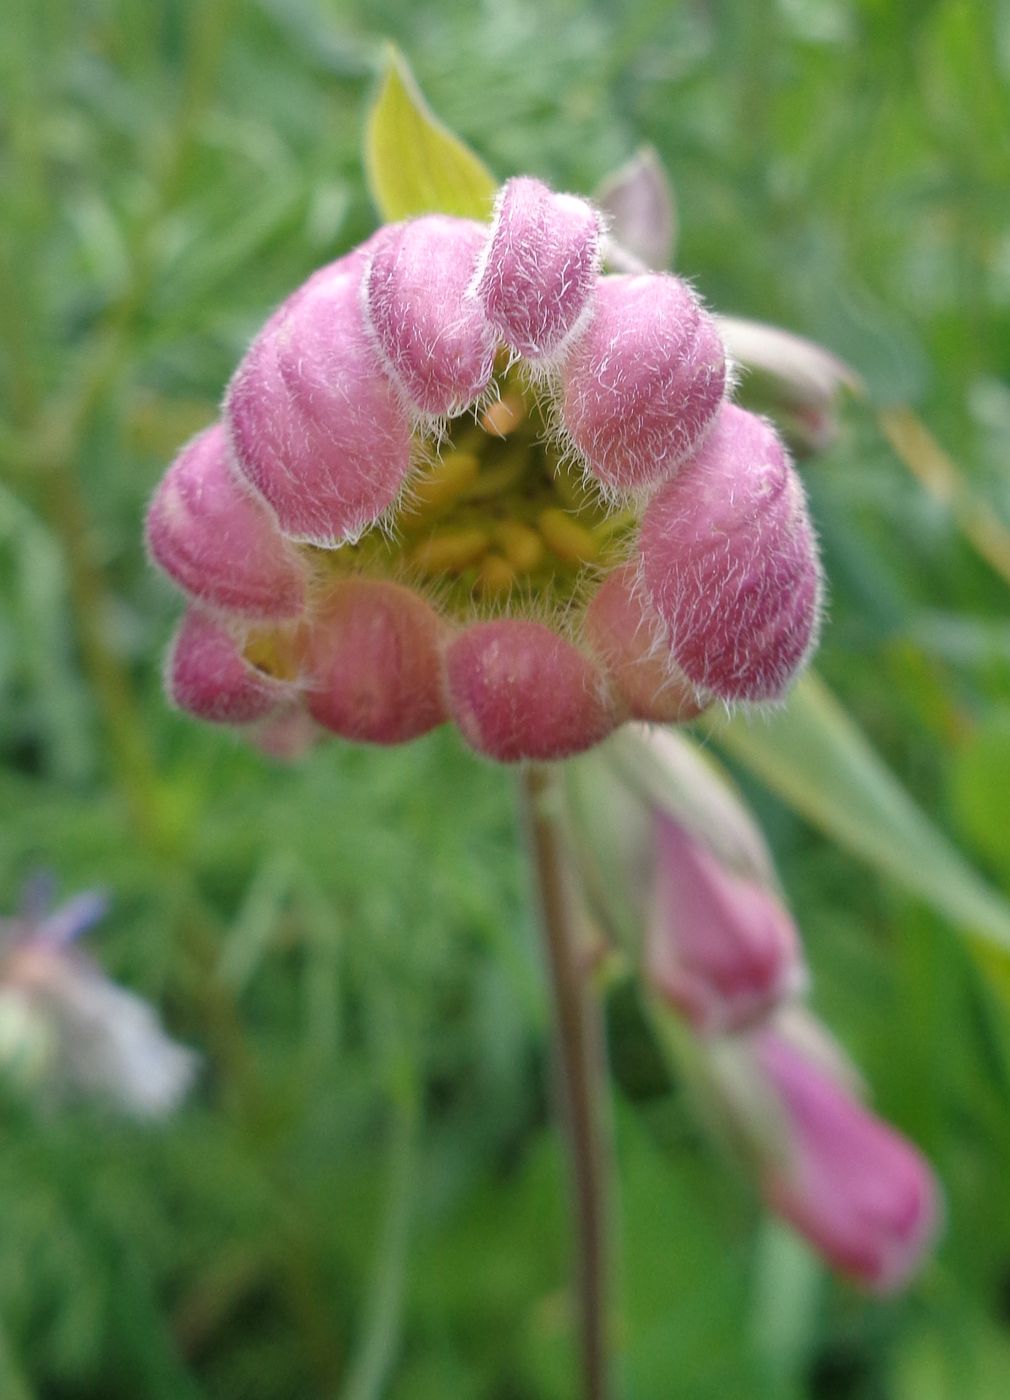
[0,875,197,1117]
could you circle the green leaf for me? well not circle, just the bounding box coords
[713,672,1010,957]
[364,46,497,223]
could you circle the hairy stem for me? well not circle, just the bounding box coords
[520,764,611,1400]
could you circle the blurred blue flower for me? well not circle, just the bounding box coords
[0,876,197,1117]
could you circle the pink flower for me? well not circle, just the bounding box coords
[748,1026,941,1292]
[148,176,824,760]
[646,815,806,1034]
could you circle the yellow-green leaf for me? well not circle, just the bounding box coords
[364,47,497,223]
[714,671,1010,957]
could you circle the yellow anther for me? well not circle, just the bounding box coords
[537,508,600,564]
[401,452,479,520]
[244,626,303,682]
[480,392,526,438]
[460,450,528,501]
[495,520,545,574]
[477,554,516,595]
[411,527,491,575]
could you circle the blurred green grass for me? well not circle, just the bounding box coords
[2,0,1010,1395]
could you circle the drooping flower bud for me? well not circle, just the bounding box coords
[640,403,822,702]
[364,216,496,418]
[646,816,806,1034]
[146,423,307,620]
[563,726,802,1031]
[226,250,412,547]
[472,177,601,361]
[445,619,618,761]
[306,579,448,744]
[561,273,726,493]
[167,609,293,725]
[748,1027,941,1293]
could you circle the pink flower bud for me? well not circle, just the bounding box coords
[583,563,704,723]
[364,216,496,418]
[146,423,307,620]
[472,177,600,361]
[646,816,806,1034]
[306,579,448,745]
[752,1029,941,1292]
[226,251,412,547]
[639,404,822,702]
[595,146,677,272]
[167,609,291,725]
[445,620,618,762]
[561,273,726,493]
[248,702,321,761]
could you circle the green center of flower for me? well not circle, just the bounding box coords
[304,365,636,622]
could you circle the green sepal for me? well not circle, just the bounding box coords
[364,46,497,223]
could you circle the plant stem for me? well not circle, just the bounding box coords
[520,764,611,1400]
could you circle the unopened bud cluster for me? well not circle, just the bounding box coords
[148,177,823,761]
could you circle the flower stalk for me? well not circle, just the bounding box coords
[520,764,612,1400]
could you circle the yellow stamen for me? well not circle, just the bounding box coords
[411,527,491,575]
[477,554,516,595]
[480,393,526,438]
[460,449,529,501]
[401,452,479,521]
[495,520,545,574]
[537,508,599,564]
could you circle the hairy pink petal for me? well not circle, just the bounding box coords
[364,216,496,417]
[640,404,822,702]
[445,620,617,762]
[646,817,805,1034]
[225,250,411,547]
[583,563,704,722]
[306,580,448,745]
[561,273,726,492]
[754,1030,941,1292]
[473,177,600,360]
[146,423,307,620]
[167,610,289,725]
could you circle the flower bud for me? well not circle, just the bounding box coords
[717,317,859,457]
[583,563,703,723]
[445,619,618,762]
[146,423,307,620]
[226,251,412,547]
[640,404,822,702]
[561,273,726,493]
[306,579,448,744]
[595,146,677,272]
[167,609,291,725]
[646,816,806,1034]
[248,702,321,761]
[750,1028,941,1293]
[472,177,600,361]
[364,216,496,418]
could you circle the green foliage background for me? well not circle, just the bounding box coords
[2,0,1010,1395]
